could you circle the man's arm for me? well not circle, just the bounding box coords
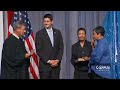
[56,31,64,63]
[90,41,107,64]
[91,39,95,50]
[35,32,49,63]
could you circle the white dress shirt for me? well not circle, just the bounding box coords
[12,33,19,39]
[46,28,54,47]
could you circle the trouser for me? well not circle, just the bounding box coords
[40,68,60,79]
[89,70,107,79]
[74,69,90,79]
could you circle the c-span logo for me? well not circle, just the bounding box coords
[95,65,110,71]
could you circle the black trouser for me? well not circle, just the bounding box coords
[40,68,60,79]
[74,69,89,79]
[89,70,107,79]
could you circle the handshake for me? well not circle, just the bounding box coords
[25,49,35,59]
[75,56,90,63]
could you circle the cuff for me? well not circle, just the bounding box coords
[47,60,50,63]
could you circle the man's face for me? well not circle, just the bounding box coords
[77,30,86,41]
[43,18,53,29]
[17,25,26,37]
[93,31,99,40]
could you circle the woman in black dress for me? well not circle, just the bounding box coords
[71,28,92,79]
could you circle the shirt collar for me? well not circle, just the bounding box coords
[12,33,19,39]
[77,40,87,47]
[97,37,104,43]
[46,27,53,32]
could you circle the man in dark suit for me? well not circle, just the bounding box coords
[71,28,92,79]
[35,14,64,79]
[1,21,33,79]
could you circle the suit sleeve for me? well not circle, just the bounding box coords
[56,31,64,62]
[71,45,77,66]
[2,40,25,67]
[35,32,48,63]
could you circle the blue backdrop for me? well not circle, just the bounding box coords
[103,11,120,79]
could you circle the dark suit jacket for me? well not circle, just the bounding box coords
[71,40,92,71]
[35,28,64,72]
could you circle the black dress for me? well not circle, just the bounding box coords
[71,40,92,79]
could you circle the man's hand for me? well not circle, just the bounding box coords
[91,38,95,49]
[30,49,35,55]
[25,53,31,59]
[48,60,55,65]
[55,60,59,64]
[25,50,35,59]
[48,60,59,67]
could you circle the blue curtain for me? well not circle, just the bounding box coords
[103,11,120,79]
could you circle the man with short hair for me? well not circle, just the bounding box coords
[1,21,33,79]
[89,26,111,79]
[35,14,64,79]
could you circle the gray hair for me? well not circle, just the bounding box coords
[13,21,26,31]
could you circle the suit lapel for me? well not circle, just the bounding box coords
[53,28,57,47]
[43,28,53,47]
